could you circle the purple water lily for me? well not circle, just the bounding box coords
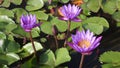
[59,4,82,22]
[68,30,102,54]
[20,14,40,32]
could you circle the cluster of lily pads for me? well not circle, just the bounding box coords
[0,0,120,68]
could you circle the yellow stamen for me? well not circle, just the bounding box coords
[78,40,91,48]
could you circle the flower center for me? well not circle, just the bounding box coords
[78,40,91,48]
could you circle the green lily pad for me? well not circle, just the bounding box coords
[82,17,109,35]
[0,0,10,7]
[10,0,22,5]
[0,15,17,32]
[99,51,120,68]
[0,8,14,18]
[55,48,71,66]
[30,11,48,20]
[0,32,6,39]
[41,21,53,35]
[112,11,120,22]
[87,0,102,12]
[101,0,117,14]
[0,39,20,53]
[12,25,40,38]
[23,41,43,54]
[51,18,67,32]
[26,0,44,11]
[40,49,55,67]
[12,8,27,23]
[0,53,20,65]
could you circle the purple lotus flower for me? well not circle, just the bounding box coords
[68,30,102,54]
[59,4,82,22]
[20,14,40,32]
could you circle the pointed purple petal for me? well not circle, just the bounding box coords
[71,17,81,22]
[67,42,82,53]
[59,17,69,21]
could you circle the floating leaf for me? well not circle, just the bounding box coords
[39,65,53,68]
[0,0,10,7]
[21,56,33,68]
[70,22,82,31]
[12,8,27,23]
[102,0,117,14]
[81,3,91,16]
[116,22,120,27]
[117,0,120,10]
[84,23,103,35]
[17,41,42,59]
[0,65,9,68]
[99,51,120,68]
[40,49,55,67]
[41,22,53,35]
[7,34,14,41]
[0,40,20,53]
[26,0,44,11]
[0,53,20,65]
[0,15,17,32]
[112,11,120,22]
[10,0,22,5]
[30,11,48,20]
[0,40,4,53]
[102,64,120,68]
[55,48,71,66]
[0,32,6,39]
[21,52,55,68]
[79,14,87,20]
[87,0,102,12]
[40,38,47,43]
[23,41,43,54]
[0,8,14,18]
[12,25,40,38]
[82,17,109,35]
[57,33,65,40]
[51,18,67,32]
[61,0,69,3]
[5,22,17,33]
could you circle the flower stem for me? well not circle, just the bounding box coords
[79,54,85,68]
[29,31,39,62]
[53,35,58,49]
[64,20,71,47]
[52,25,58,49]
